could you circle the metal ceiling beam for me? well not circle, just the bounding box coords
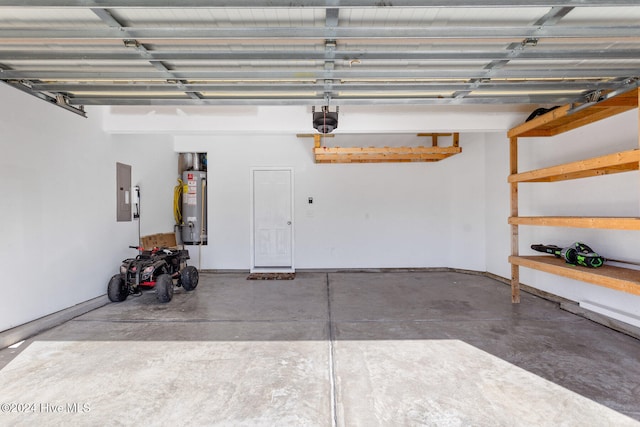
[533,5,574,26]
[0,62,87,116]
[4,69,638,80]
[30,81,621,93]
[0,1,636,7]
[1,80,86,116]
[90,8,203,100]
[65,95,580,106]
[89,7,121,27]
[4,49,640,62]
[321,8,339,104]
[453,5,573,99]
[455,6,573,98]
[2,26,640,40]
[1,2,636,111]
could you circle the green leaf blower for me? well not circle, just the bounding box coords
[531,242,605,268]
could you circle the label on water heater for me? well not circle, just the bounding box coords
[186,195,197,205]
[187,180,197,194]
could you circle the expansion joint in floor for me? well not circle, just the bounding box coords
[326,273,338,427]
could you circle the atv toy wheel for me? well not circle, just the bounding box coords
[180,266,199,291]
[155,274,174,303]
[107,274,128,302]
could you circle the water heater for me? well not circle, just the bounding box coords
[181,170,207,245]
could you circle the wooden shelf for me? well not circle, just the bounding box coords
[305,132,462,164]
[508,216,640,230]
[508,87,639,138]
[313,145,461,163]
[509,255,640,296]
[508,86,640,303]
[508,149,639,183]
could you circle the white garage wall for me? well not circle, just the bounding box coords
[175,133,487,270]
[104,104,534,134]
[484,132,512,279]
[110,134,178,238]
[3,88,638,332]
[0,84,176,332]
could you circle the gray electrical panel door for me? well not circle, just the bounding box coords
[116,162,132,222]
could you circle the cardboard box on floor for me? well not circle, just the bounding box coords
[141,232,179,249]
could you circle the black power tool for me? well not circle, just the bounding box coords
[531,242,605,268]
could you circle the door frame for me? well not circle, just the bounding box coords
[250,167,295,273]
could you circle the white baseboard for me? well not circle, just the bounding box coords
[579,301,640,329]
[0,296,109,349]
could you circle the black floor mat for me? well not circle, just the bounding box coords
[247,273,296,280]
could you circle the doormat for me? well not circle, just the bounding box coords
[247,273,296,280]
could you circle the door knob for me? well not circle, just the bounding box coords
[287,221,292,225]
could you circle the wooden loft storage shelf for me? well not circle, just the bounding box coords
[508,86,640,304]
[508,87,640,138]
[314,144,460,163]
[305,133,461,164]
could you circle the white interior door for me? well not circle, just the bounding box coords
[252,169,293,271]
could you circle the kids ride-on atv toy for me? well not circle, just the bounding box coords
[108,245,199,303]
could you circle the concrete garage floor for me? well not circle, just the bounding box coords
[0,271,639,426]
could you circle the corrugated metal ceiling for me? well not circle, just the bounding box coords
[0,1,639,117]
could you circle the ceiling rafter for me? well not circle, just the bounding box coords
[2,26,640,40]
[2,80,86,116]
[67,95,585,107]
[29,81,622,93]
[90,8,202,101]
[321,8,339,104]
[4,69,637,80]
[0,1,637,7]
[1,3,640,112]
[453,6,574,99]
[3,49,640,62]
